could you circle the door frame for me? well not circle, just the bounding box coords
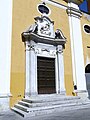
[36,54,59,94]
[37,56,56,94]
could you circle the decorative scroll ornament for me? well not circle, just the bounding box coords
[56,46,63,53]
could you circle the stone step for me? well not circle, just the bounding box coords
[27,102,90,117]
[11,95,90,118]
[11,107,27,117]
[22,96,80,103]
[14,104,29,113]
[12,100,90,117]
[18,101,32,108]
[19,98,82,108]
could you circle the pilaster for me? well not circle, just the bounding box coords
[25,40,37,97]
[25,41,30,96]
[67,2,88,97]
[0,0,12,110]
[29,41,37,95]
[56,45,66,95]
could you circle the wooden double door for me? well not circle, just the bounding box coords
[37,56,56,94]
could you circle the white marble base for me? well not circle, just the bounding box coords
[77,91,88,98]
[0,97,10,111]
[59,90,66,95]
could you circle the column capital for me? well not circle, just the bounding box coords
[25,41,36,51]
[29,44,35,51]
[29,41,36,51]
[25,41,30,51]
[66,6,82,18]
[56,45,63,53]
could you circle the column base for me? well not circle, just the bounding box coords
[0,94,11,112]
[60,90,66,95]
[58,90,66,95]
[77,90,88,99]
[25,92,38,98]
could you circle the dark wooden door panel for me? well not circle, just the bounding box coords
[37,57,56,94]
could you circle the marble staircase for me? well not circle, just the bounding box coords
[11,94,90,117]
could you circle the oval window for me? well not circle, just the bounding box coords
[37,3,51,16]
[84,24,90,34]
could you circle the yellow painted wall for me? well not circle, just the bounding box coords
[81,15,90,67]
[10,0,75,107]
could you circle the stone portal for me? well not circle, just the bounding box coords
[21,3,66,96]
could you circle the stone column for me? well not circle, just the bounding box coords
[0,0,12,111]
[25,40,37,97]
[67,1,87,97]
[25,41,30,97]
[57,45,66,94]
[29,41,37,95]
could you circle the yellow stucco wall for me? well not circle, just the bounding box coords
[81,15,90,67]
[10,0,82,107]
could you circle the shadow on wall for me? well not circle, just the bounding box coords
[85,64,90,99]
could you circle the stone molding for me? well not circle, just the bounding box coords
[66,6,82,18]
[0,93,12,98]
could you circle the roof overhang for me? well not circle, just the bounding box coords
[63,0,84,5]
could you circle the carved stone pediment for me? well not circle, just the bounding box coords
[22,9,66,48]
[35,16,55,38]
[24,16,55,38]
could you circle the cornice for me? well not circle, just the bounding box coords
[63,0,84,5]
[66,6,82,18]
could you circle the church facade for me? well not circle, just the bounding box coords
[0,0,90,111]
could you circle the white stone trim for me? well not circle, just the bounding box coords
[67,2,87,92]
[68,2,79,10]
[67,3,82,18]
[35,55,38,94]
[55,56,59,94]
[57,45,66,94]
[29,48,37,95]
[0,93,12,98]
[25,41,30,96]
[25,39,66,95]
[68,14,77,86]
[41,0,67,10]
[0,0,12,96]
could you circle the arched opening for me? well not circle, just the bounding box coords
[85,64,90,73]
[85,64,90,98]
